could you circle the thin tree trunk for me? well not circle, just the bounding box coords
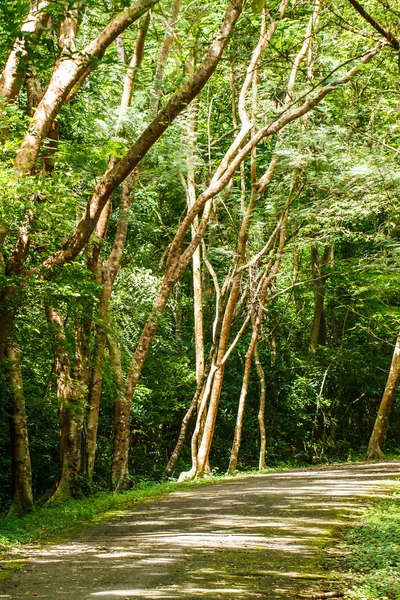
[74,311,92,477]
[367,334,400,459]
[87,173,139,480]
[227,207,289,475]
[101,7,181,484]
[254,343,267,470]
[84,13,151,479]
[309,244,331,352]
[150,0,182,111]
[186,99,205,385]
[5,344,33,516]
[293,249,302,313]
[163,379,205,479]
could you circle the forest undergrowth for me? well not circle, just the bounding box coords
[326,480,400,600]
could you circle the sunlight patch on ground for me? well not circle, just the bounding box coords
[133,532,311,551]
[91,587,252,597]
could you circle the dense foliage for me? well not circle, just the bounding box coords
[0,0,399,514]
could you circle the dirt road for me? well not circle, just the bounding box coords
[2,461,399,599]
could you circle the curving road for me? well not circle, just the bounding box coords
[2,460,400,599]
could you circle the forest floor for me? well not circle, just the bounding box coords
[1,460,400,599]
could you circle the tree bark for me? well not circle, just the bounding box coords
[227,207,289,475]
[5,344,34,516]
[150,0,182,111]
[108,333,131,491]
[45,306,83,503]
[309,245,331,352]
[254,343,267,470]
[186,99,205,385]
[367,334,400,458]
[0,0,50,101]
[42,0,245,270]
[14,0,159,173]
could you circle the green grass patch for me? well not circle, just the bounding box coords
[0,478,218,553]
[333,483,400,600]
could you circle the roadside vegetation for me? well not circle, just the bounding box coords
[329,482,400,600]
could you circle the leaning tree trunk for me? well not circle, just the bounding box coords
[163,379,204,479]
[0,0,50,101]
[110,0,245,487]
[84,12,151,480]
[5,344,33,516]
[227,204,289,475]
[367,334,400,459]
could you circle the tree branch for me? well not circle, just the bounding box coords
[347,0,399,50]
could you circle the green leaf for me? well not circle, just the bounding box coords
[251,0,265,14]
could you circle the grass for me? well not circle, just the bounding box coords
[330,483,400,600]
[0,478,217,554]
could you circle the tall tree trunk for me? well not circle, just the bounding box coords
[254,343,267,470]
[94,5,181,487]
[186,99,205,385]
[108,333,131,491]
[309,244,331,352]
[110,0,246,487]
[83,13,151,480]
[87,172,140,481]
[74,312,92,477]
[5,344,34,516]
[367,334,400,459]
[227,206,289,475]
[293,249,302,313]
[150,0,182,111]
[45,306,83,503]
